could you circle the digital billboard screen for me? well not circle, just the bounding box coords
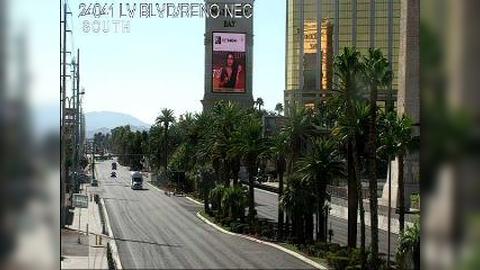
[212,32,246,93]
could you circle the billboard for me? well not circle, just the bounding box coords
[212,32,246,93]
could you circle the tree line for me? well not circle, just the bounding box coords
[98,47,418,269]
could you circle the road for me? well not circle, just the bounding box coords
[254,188,399,259]
[91,160,315,269]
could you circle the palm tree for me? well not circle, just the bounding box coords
[156,108,175,171]
[269,132,288,239]
[297,138,344,242]
[230,115,268,223]
[394,115,416,234]
[282,105,315,174]
[378,110,400,264]
[255,97,264,111]
[333,47,366,263]
[221,185,248,221]
[362,48,393,262]
[206,101,244,186]
[275,102,284,115]
[280,174,315,244]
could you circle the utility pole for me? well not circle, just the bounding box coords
[61,1,72,228]
[71,57,77,191]
[75,50,80,175]
[92,143,96,180]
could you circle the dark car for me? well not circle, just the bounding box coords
[111,171,117,178]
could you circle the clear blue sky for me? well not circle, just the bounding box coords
[15,0,286,125]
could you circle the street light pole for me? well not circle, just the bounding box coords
[60,1,67,228]
[61,1,72,228]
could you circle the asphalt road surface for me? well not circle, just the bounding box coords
[91,160,315,269]
[254,188,399,259]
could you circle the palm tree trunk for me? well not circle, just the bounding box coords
[398,153,405,233]
[347,142,358,248]
[387,155,392,268]
[352,139,366,266]
[317,180,328,242]
[346,92,366,265]
[204,196,210,215]
[248,163,256,223]
[368,84,379,263]
[305,213,314,243]
[223,160,230,187]
[297,213,305,244]
[278,170,284,240]
[232,158,240,186]
[164,125,168,172]
[358,178,366,267]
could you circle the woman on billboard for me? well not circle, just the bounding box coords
[218,53,243,90]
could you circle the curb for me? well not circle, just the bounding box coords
[146,182,203,206]
[185,196,203,206]
[100,198,123,270]
[146,181,167,195]
[196,212,328,270]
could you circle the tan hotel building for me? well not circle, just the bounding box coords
[284,0,400,110]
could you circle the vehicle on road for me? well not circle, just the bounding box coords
[111,171,117,178]
[112,162,117,170]
[131,171,143,190]
[91,178,98,187]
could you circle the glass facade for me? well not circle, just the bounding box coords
[285,0,400,108]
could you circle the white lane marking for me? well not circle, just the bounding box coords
[196,212,328,270]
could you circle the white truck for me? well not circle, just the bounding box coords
[131,171,143,190]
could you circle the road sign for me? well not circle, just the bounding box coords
[72,194,88,208]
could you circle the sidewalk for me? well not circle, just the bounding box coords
[61,185,108,269]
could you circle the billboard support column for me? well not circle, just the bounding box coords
[202,0,254,110]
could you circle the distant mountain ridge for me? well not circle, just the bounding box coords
[86,111,151,138]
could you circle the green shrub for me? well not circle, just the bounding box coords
[303,244,317,256]
[396,219,420,270]
[326,254,350,270]
[347,248,363,266]
[410,193,420,210]
[313,241,329,251]
[230,221,247,233]
[327,243,341,253]
[221,186,247,220]
[209,184,226,214]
